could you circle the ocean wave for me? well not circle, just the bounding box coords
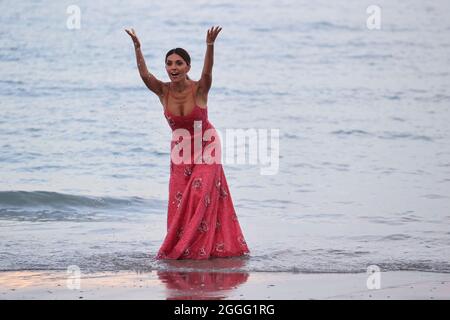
[0,190,164,221]
[0,190,148,208]
[303,21,359,32]
[331,129,372,137]
[378,132,433,142]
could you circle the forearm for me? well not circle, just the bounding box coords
[134,45,150,79]
[201,44,214,76]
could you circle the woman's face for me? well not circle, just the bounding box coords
[165,53,190,82]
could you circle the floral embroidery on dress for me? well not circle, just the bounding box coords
[198,220,208,233]
[176,227,184,239]
[238,236,247,246]
[174,191,183,208]
[204,193,211,207]
[215,179,221,189]
[192,177,202,189]
[183,248,190,257]
[215,242,225,252]
[184,165,193,177]
[199,247,207,256]
[216,220,221,229]
[219,186,228,199]
[165,115,175,128]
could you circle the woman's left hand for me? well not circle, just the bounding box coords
[206,26,222,45]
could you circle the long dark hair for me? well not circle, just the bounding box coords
[165,48,191,80]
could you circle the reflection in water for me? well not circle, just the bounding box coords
[157,257,249,300]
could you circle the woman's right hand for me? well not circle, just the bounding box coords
[125,28,141,48]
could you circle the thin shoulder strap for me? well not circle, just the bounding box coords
[190,81,196,102]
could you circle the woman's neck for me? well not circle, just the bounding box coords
[171,79,190,92]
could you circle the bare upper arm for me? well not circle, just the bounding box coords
[141,73,164,97]
[197,73,212,96]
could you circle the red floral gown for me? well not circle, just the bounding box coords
[156,82,250,260]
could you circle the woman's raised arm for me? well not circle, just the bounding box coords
[198,26,222,94]
[125,28,164,97]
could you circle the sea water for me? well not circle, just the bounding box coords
[1,0,450,273]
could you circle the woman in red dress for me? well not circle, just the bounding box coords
[125,26,249,259]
